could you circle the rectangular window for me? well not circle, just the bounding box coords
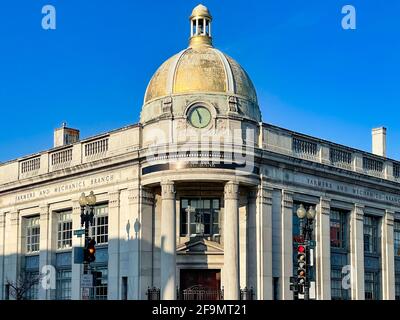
[56,269,72,300]
[330,209,350,300]
[394,221,400,257]
[26,217,40,253]
[24,271,39,300]
[330,210,348,249]
[180,198,220,237]
[94,267,108,300]
[57,211,73,250]
[365,271,380,300]
[91,205,108,245]
[396,273,400,300]
[364,216,379,254]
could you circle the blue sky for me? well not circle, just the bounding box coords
[0,0,400,162]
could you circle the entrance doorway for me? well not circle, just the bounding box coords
[179,269,222,300]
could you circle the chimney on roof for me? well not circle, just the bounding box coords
[371,127,387,157]
[54,122,80,147]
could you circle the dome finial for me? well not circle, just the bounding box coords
[189,4,213,48]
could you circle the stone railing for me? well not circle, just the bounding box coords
[0,125,140,185]
[262,124,400,183]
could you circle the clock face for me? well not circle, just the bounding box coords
[188,106,211,128]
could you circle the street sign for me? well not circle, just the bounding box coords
[81,274,94,288]
[73,247,84,264]
[306,240,316,247]
[74,229,85,237]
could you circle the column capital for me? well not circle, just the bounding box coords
[128,187,154,205]
[385,210,395,226]
[72,200,82,213]
[224,181,239,200]
[282,190,293,209]
[39,203,50,219]
[108,190,121,209]
[0,212,5,227]
[319,197,331,216]
[161,180,175,199]
[258,185,273,205]
[9,211,19,224]
[354,203,364,221]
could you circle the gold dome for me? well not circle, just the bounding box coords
[144,46,258,104]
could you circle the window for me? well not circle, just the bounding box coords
[57,211,72,250]
[394,221,400,257]
[330,209,350,300]
[26,217,40,253]
[24,271,39,300]
[396,274,400,300]
[331,269,345,300]
[365,271,380,300]
[330,210,348,249]
[180,198,220,236]
[364,216,379,254]
[56,269,72,300]
[94,267,108,300]
[91,205,108,245]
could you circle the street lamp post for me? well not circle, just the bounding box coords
[296,203,316,300]
[79,191,97,299]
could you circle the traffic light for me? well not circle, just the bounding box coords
[297,244,307,294]
[289,276,298,292]
[84,238,96,263]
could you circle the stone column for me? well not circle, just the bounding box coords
[224,181,240,300]
[160,180,176,300]
[382,210,395,300]
[71,201,83,300]
[3,211,20,300]
[247,190,257,291]
[126,187,139,300]
[315,197,331,300]
[107,190,121,300]
[0,212,5,300]
[350,204,365,300]
[281,190,293,300]
[38,203,54,300]
[138,187,155,299]
[256,184,273,300]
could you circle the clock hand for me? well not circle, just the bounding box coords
[196,109,202,123]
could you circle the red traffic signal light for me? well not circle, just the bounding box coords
[298,245,305,253]
[84,238,96,263]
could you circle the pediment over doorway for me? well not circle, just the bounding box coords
[177,238,223,254]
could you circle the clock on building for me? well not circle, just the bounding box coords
[188,105,212,128]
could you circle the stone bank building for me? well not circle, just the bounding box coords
[1,5,400,300]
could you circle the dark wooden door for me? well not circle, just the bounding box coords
[180,269,221,300]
